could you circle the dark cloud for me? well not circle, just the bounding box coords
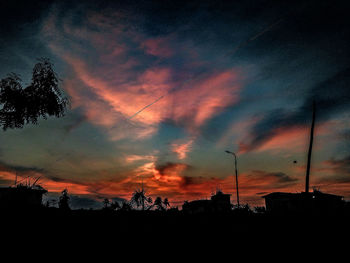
[0,160,45,175]
[155,162,192,176]
[325,155,350,175]
[46,175,70,183]
[62,114,87,134]
[242,67,350,152]
[250,170,297,184]
[180,176,204,188]
[0,0,54,39]
[340,130,350,141]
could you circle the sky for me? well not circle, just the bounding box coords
[0,0,349,208]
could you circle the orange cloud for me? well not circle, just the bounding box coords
[141,35,174,58]
[239,121,331,154]
[0,169,90,195]
[42,11,243,143]
[171,139,194,159]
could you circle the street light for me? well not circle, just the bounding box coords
[225,150,240,208]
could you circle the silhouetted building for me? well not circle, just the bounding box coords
[0,186,47,209]
[182,191,231,214]
[262,190,344,214]
[262,103,346,215]
[211,190,231,211]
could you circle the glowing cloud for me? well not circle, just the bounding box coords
[42,9,243,143]
[171,139,194,160]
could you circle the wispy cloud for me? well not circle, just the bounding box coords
[42,7,243,143]
[171,139,194,160]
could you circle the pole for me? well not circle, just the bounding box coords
[14,171,17,186]
[141,176,144,211]
[233,153,240,208]
[305,101,316,193]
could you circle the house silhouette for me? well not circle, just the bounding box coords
[263,190,344,214]
[262,102,345,214]
[0,185,47,209]
[182,190,231,214]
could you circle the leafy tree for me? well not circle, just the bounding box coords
[0,58,69,130]
[58,188,70,211]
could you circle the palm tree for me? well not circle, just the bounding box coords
[130,188,153,211]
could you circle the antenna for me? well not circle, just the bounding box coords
[305,101,316,193]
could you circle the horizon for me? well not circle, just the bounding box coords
[0,0,349,209]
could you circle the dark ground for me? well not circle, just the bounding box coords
[1,208,349,257]
[2,208,350,237]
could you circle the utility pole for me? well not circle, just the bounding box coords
[305,101,316,193]
[14,171,17,186]
[225,151,240,208]
[141,175,144,211]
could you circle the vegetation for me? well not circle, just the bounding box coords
[0,58,69,130]
[59,188,70,211]
[150,197,170,211]
[130,188,153,210]
[102,198,121,211]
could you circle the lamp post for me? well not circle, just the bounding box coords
[225,150,240,208]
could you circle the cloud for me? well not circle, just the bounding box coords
[171,139,194,159]
[239,170,298,188]
[323,155,350,177]
[240,67,350,153]
[41,5,243,142]
[124,154,155,164]
[141,35,175,58]
[0,161,45,175]
[0,157,301,207]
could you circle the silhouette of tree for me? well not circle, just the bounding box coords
[102,198,110,210]
[150,197,170,211]
[0,58,69,130]
[153,197,164,211]
[58,188,70,211]
[163,198,170,210]
[110,201,121,210]
[254,206,266,214]
[120,201,132,211]
[130,189,152,210]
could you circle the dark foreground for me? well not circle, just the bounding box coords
[2,211,347,260]
[2,208,350,257]
[2,208,350,238]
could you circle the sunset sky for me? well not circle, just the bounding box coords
[0,0,349,208]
